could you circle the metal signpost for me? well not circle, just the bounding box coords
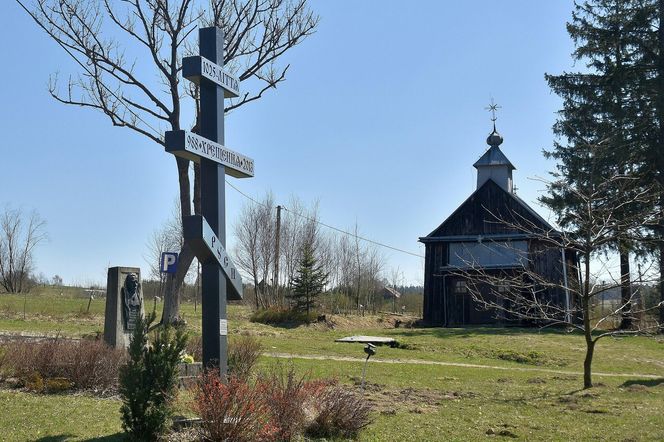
[165,27,253,375]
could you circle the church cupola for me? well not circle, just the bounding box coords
[473,122,515,193]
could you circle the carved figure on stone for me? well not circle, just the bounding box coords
[122,273,142,331]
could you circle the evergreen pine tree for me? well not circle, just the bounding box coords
[288,243,328,317]
[544,0,656,329]
[649,0,664,327]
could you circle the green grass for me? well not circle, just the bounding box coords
[0,390,122,441]
[2,288,664,440]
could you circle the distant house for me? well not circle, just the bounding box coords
[419,125,577,327]
[381,286,402,301]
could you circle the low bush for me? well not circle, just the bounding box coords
[0,346,8,379]
[70,339,127,390]
[184,335,262,381]
[44,377,74,393]
[306,383,373,439]
[194,365,371,441]
[257,364,310,441]
[195,373,275,442]
[229,335,262,381]
[0,338,124,393]
[250,308,318,325]
[185,335,203,362]
[491,348,562,366]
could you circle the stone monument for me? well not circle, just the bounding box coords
[104,266,144,348]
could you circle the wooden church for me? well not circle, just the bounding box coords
[419,122,576,327]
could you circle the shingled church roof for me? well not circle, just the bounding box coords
[473,145,515,170]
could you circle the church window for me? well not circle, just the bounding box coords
[449,241,527,268]
[453,280,468,294]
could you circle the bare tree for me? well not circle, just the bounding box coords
[233,192,275,309]
[144,200,198,299]
[231,193,389,314]
[278,197,320,301]
[388,266,404,312]
[20,0,319,323]
[0,207,47,293]
[453,171,660,389]
[51,274,63,286]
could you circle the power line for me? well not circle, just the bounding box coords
[16,0,163,140]
[225,179,425,259]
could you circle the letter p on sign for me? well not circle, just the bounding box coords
[160,252,179,274]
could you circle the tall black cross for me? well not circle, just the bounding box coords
[165,27,254,375]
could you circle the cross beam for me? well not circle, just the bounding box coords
[183,214,243,300]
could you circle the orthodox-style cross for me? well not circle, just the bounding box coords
[485,98,502,123]
[165,27,254,375]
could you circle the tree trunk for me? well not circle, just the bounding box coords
[657,0,664,330]
[161,156,193,324]
[619,247,632,329]
[161,246,195,324]
[660,223,664,327]
[583,337,595,389]
[582,249,594,389]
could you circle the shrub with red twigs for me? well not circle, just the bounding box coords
[194,372,275,442]
[194,365,372,441]
[256,364,311,441]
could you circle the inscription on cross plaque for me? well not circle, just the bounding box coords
[164,27,252,375]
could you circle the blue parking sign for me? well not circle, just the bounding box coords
[160,252,179,274]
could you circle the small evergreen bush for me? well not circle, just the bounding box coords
[119,312,187,440]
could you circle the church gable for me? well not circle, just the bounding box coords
[426,179,554,238]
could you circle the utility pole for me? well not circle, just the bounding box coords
[273,205,282,304]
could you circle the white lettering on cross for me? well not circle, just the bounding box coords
[164,130,254,179]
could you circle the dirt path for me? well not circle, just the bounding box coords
[264,352,663,379]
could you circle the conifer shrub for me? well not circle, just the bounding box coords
[119,312,188,440]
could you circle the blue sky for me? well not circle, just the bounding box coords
[0,1,576,286]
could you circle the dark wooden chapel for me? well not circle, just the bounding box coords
[419,123,577,327]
